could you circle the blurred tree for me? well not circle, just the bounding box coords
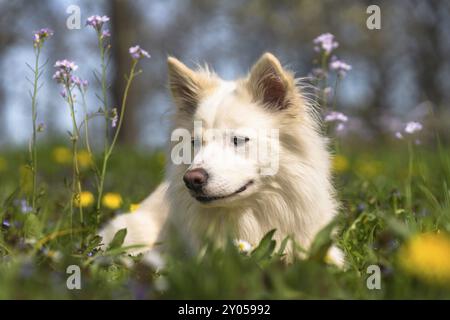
[409,0,449,111]
[110,0,141,144]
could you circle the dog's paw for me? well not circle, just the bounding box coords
[98,212,160,255]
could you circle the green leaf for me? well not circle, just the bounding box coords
[251,229,277,262]
[107,228,127,250]
[24,214,43,239]
[277,236,290,256]
[308,219,338,262]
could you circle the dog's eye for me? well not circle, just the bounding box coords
[232,136,250,146]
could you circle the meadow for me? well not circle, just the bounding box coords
[1,139,450,299]
[1,16,450,300]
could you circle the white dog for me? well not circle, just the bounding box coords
[100,53,343,264]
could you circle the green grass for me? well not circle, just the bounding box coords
[0,139,450,299]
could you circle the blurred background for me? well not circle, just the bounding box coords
[0,0,449,149]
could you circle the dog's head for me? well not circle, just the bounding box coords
[168,53,308,207]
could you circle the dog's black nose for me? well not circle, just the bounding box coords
[183,168,209,192]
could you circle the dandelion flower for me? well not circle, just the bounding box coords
[74,191,95,208]
[234,239,253,254]
[77,150,92,169]
[332,155,349,173]
[52,147,72,165]
[356,160,382,178]
[398,233,450,285]
[102,193,123,210]
[130,203,140,212]
[129,45,151,60]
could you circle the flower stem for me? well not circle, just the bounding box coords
[95,33,110,224]
[66,86,84,228]
[406,140,414,211]
[95,60,139,225]
[80,89,100,183]
[30,47,41,212]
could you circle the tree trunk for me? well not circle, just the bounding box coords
[110,0,140,144]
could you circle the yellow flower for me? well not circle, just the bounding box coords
[130,203,140,212]
[77,150,93,169]
[332,154,349,173]
[74,191,95,207]
[0,157,7,172]
[102,192,123,210]
[233,239,253,254]
[52,147,71,165]
[398,233,450,285]
[356,160,382,178]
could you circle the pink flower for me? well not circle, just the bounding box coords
[33,28,53,47]
[330,58,352,77]
[129,45,151,60]
[53,60,78,85]
[86,15,110,31]
[54,60,78,72]
[404,121,423,134]
[324,111,348,123]
[313,33,338,54]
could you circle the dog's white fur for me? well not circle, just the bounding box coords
[100,53,343,265]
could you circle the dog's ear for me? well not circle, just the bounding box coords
[167,57,202,112]
[247,53,293,110]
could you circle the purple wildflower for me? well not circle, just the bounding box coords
[129,45,151,60]
[395,132,403,139]
[330,58,352,77]
[20,200,33,213]
[325,111,348,123]
[54,60,78,72]
[101,29,111,39]
[336,123,345,131]
[53,60,78,85]
[2,219,11,228]
[33,28,53,47]
[313,33,338,54]
[86,15,110,31]
[404,121,423,134]
[71,76,89,91]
